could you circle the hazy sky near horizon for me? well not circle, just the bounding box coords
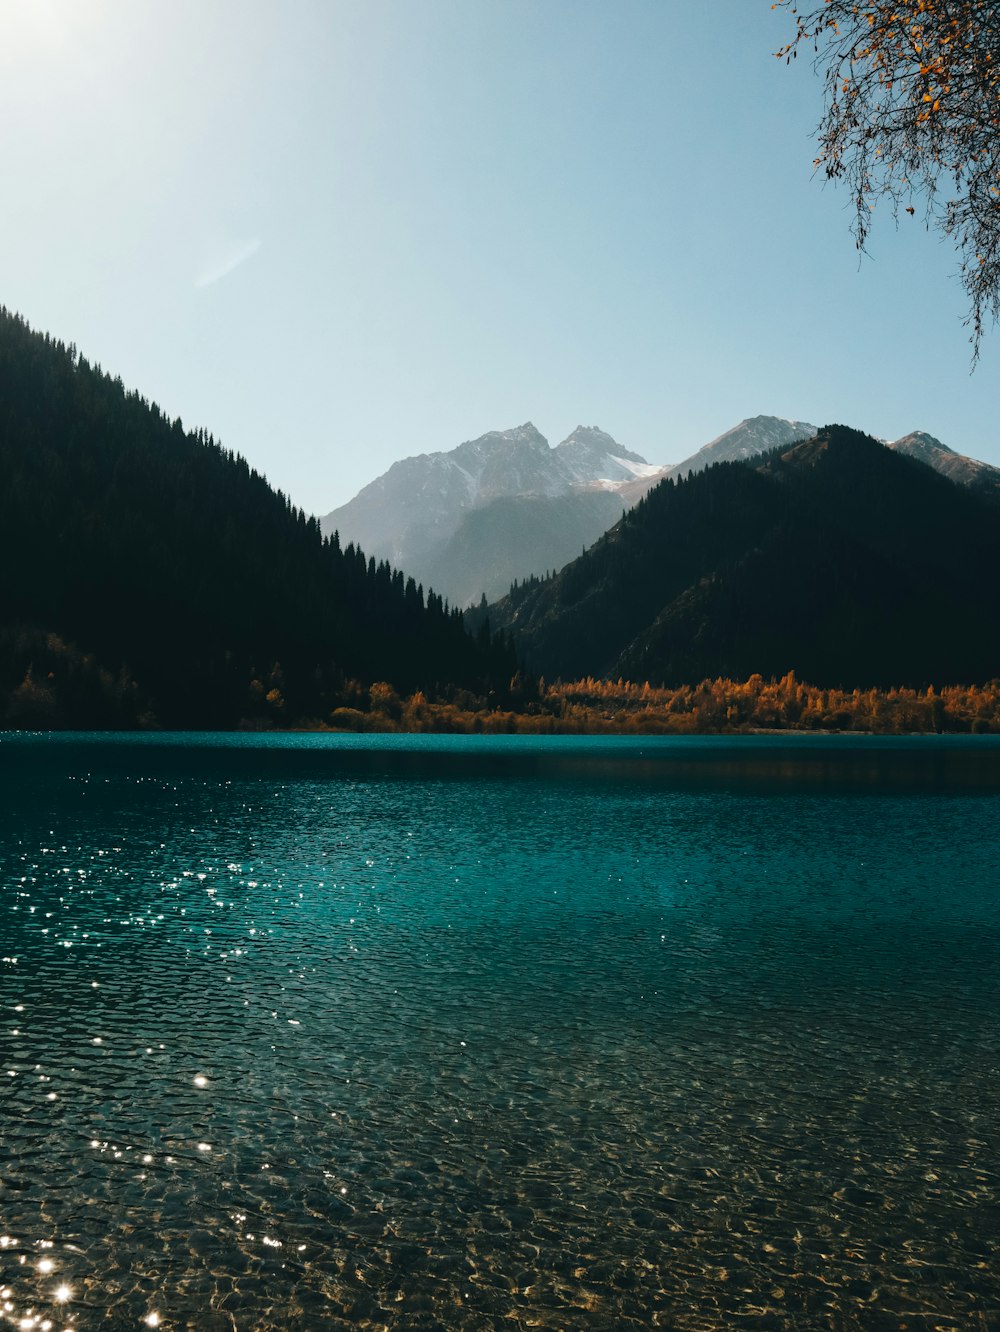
[1,0,996,512]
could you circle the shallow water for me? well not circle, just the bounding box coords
[1,733,999,1330]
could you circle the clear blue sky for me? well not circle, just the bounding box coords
[1,0,995,511]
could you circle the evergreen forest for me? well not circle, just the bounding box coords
[473,426,1000,690]
[5,303,1000,733]
[0,308,517,728]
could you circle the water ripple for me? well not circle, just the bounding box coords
[1,734,999,1328]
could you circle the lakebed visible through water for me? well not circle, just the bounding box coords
[1,733,998,1330]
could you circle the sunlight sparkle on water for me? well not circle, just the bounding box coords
[4,733,1000,1330]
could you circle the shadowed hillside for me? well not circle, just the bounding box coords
[471,425,1000,688]
[0,308,516,727]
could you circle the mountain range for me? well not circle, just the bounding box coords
[320,415,1000,608]
[468,424,1000,689]
[320,423,659,607]
[5,300,1000,727]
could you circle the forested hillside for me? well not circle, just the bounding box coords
[0,308,516,727]
[472,426,1000,688]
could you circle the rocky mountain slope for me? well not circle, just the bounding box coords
[887,431,1000,500]
[668,414,820,479]
[613,416,819,506]
[320,423,659,605]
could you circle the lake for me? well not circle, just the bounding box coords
[1,733,999,1330]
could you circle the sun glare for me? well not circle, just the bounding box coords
[2,0,72,50]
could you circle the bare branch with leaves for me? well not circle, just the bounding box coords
[775,0,1000,359]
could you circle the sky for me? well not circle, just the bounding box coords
[1,0,996,514]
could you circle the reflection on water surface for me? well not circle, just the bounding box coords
[1,733,999,1329]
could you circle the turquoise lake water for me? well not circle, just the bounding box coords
[1,732,999,1330]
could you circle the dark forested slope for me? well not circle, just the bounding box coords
[473,426,1000,688]
[0,308,515,726]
